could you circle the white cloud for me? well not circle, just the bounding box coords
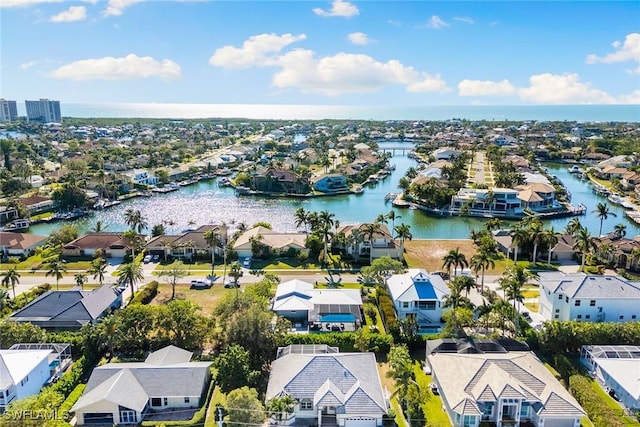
[0,0,60,7]
[50,5,86,22]
[209,33,306,68]
[272,50,449,96]
[586,33,640,74]
[312,0,359,18]
[458,79,516,96]
[426,15,449,29]
[102,0,144,17]
[518,73,615,104]
[618,90,640,105]
[453,16,474,24]
[20,60,39,69]
[348,32,370,46]
[49,53,182,80]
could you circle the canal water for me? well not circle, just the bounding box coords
[29,144,640,239]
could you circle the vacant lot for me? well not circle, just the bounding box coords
[404,239,477,272]
[149,282,234,313]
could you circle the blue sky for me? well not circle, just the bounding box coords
[1,0,639,106]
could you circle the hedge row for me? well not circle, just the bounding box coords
[569,375,626,427]
[283,331,393,354]
[59,384,86,421]
[375,287,399,339]
[130,281,159,305]
[537,321,640,355]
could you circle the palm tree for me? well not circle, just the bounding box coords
[475,300,494,333]
[361,222,382,264]
[266,395,297,426]
[394,223,412,257]
[565,217,583,236]
[387,210,401,234]
[573,227,598,271]
[124,208,148,234]
[510,226,529,264]
[45,257,67,291]
[485,218,503,232]
[498,265,535,336]
[98,315,121,360]
[204,229,220,277]
[91,220,108,233]
[1,266,20,298]
[613,223,627,239]
[117,259,144,302]
[318,210,335,266]
[442,247,468,278]
[469,250,495,293]
[89,258,107,286]
[529,220,544,263]
[74,273,87,290]
[249,234,265,258]
[442,278,467,336]
[294,207,309,234]
[592,202,617,237]
[123,229,142,259]
[541,227,559,265]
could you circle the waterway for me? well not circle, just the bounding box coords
[29,143,640,239]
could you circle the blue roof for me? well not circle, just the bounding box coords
[320,314,356,323]
[415,282,437,299]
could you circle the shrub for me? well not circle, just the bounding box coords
[59,384,86,421]
[283,331,393,354]
[130,281,159,305]
[569,375,626,427]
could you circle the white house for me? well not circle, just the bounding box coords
[0,343,72,413]
[580,345,640,412]
[537,272,640,322]
[450,188,523,217]
[266,345,387,427]
[271,280,363,331]
[71,346,212,425]
[432,147,459,160]
[386,269,450,333]
[427,339,585,427]
[337,224,401,262]
[123,169,158,186]
[233,226,307,259]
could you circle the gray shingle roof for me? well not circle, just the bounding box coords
[266,349,386,415]
[538,271,640,299]
[145,345,192,366]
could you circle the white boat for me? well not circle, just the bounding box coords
[608,193,623,205]
[353,185,364,194]
[568,165,581,174]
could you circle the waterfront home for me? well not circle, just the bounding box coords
[251,168,310,194]
[9,285,123,330]
[432,147,459,160]
[271,279,363,332]
[537,271,640,322]
[123,169,158,186]
[0,231,47,258]
[515,183,556,211]
[62,233,132,259]
[386,269,450,333]
[233,226,307,259]
[549,234,577,262]
[450,188,523,218]
[592,234,640,271]
[265,344,387,427]
[312,174,349,193]
[0,343,72,413]
[71,346,212,426]
[19,195,54,215]
[336,224,401,262]
[416,159,452,180]
[580,345,640,412]
[621,171,640,190]
[427,338,585,427]
[597,165,628,180]
[145,225,228,261]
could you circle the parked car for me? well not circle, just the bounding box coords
[432,271,450,281]
[143,254,152,264]
[242,257,252,268]
[152,254,160,262]
[190,279,213,289]
[224,279,240,288]
[522,312,532,322]
[430,383,439,395]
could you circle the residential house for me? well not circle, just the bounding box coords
[450,188,523,217]
[549,234,577,262]
[515,183,556,211]
[432,147,459,160]
[427,338,585,427]
[18,195,54,215]
[9,285,123,330]
[145,225,228,261]
[595,235,640,271]
[0,232,47,258]
[266,344,387,427]
[0,343,72,413]
[386,269,450,333]
[271,279,363,331]
[580,345,640,412]
[312,174,349,193]
[62,233,132,259]
[233,226,307,259]
[71,346,212,426]
[336,224,401,262]
[621,171,640,190]
[597,165,628,180]
[252,169,310,194]
[123,169,158,186]
[537,271,640,322]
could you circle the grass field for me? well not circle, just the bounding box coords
[148,282,235,313]
[589,379,640,426]
[413,363,451,427]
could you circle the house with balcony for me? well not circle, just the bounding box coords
[537,271,640,322]
[265,345,387,427]
[312,174,349,193]
[0,343,72,413]
[386,269,450,333]
[450,188,523,218]
[336,223,400,263]
[123,169,158,186]
[427,338,585,427]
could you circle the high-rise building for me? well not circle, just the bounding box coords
[0,99,18,122]
[25,99,62,123]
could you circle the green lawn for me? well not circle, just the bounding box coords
[363,302,386,334]
[413,363,452,427]
[589,379,640,426]
[204,386,226,427]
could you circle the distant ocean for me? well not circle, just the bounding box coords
[58,103,640,122]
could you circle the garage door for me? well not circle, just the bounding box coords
[345,417,376,427]
[83,413,114,424]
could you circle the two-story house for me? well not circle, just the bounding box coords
[537,271,640,322]
[336,224,401,263]
[123,169,158,186]
[312,174,349,193]
[385,269,450,333]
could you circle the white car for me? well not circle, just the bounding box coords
[143,254,152,264]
